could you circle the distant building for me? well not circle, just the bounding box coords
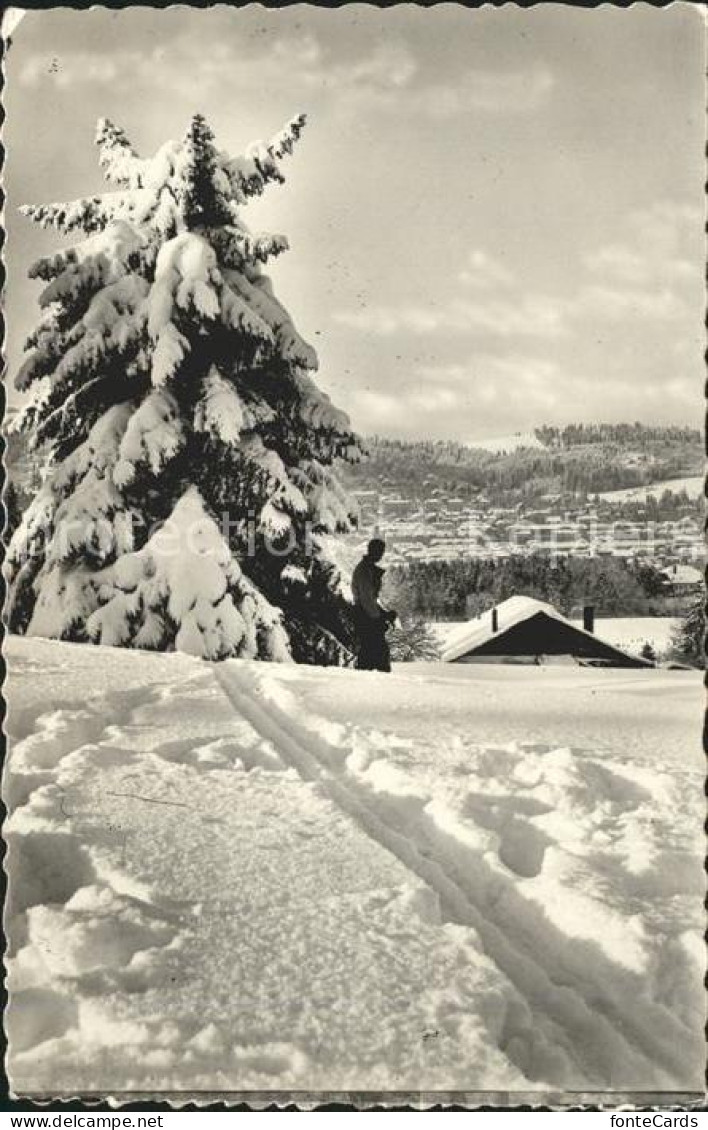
[659,564,703,596]
[442,596,653,668]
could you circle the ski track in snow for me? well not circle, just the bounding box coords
[215,662,703,1091]
[4,639,703,1095]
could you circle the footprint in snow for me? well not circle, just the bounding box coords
[152,736,285,774]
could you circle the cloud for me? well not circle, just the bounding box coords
[19,50,131,88]
[347,385,471,434]
[584,245,650,286]
[408,351,699,436]
[584,199,701,292]
[418,355,560,409]
[575,283,687,321]
[578,200,701,324]
[16,33,416,99]
[348,389,404,427]
[565,370,699,416]
[630,200,703,248]
[584,243,694,287]
[346,353,565,439]
[16,28,553,121]
[458,249,514,289]
[333,306,439,336]
[328,61,555,119]
[322,43,417,93]
[464,295,566,337]
[333,293,566,339]
[18,32,326,93]
[334,243,563,344]
[411,65,555,118]
[332,189,699,441]
[583,250,696,294]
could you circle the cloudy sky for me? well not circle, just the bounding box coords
[5,4,705,442]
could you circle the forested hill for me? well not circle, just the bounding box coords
[341,425,702,504]
[534,423,701,448]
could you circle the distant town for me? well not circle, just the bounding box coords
[6,414,703,622]
[339,426,703,583]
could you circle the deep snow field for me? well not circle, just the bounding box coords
[597,476,703,502]
[4,636,705,1099]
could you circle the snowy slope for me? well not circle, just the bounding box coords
[597,476,703,502]
[466,432,546,454]
[4,637,704,1097]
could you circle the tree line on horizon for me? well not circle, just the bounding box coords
[534,423,701,448]
[388,555,680,623]
[343,431,701,504]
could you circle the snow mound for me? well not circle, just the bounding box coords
[87,487,290,661]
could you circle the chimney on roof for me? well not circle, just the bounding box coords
[583,605,594,634]
[491,607,499,633]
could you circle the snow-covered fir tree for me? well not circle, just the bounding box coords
[670,598,704,669]
[381,571,441,662]
[7,114,364,663]
[388,616,441,663]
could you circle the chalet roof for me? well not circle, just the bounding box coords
[659,564,702,586]
[441,596,650,666]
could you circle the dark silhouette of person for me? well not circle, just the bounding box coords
[351,538,397,671]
